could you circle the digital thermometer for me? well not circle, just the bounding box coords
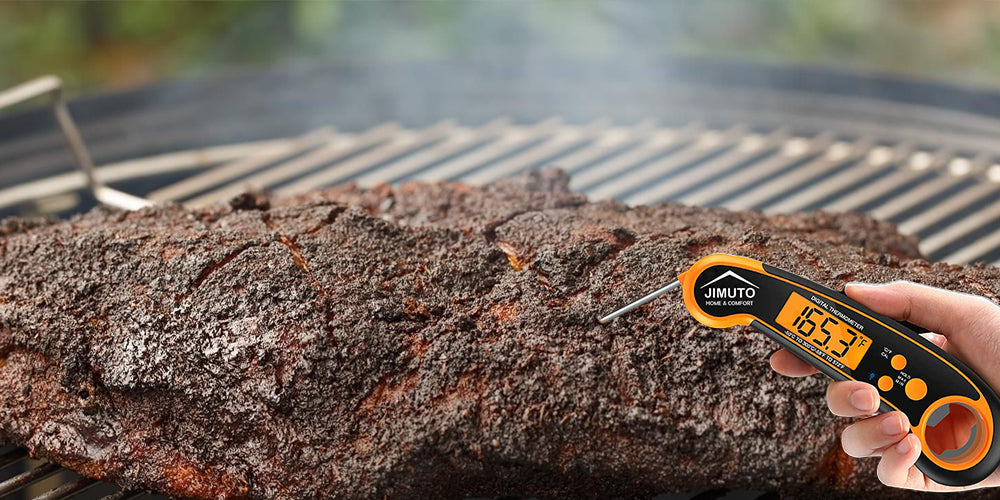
[600,253,1000,486]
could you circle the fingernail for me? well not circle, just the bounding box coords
[896,435,914,454]
[881,414,907,435]
[850,388,877,412]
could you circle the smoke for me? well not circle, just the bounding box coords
[123,0,721,136]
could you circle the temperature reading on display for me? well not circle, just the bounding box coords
[791,306,855,356]
[776,292,872,370]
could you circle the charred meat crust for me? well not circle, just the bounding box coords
[0,169,992,499]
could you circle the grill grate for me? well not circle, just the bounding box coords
[5,117,1000,264]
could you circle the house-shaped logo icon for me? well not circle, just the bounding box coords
[700,270,759,289]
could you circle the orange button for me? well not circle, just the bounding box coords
[905,378,927,401]
[891,354,907,370]
[878,375,894,392]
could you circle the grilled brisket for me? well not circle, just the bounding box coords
[0,170,995,499]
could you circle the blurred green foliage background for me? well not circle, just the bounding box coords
[3,0,1000,95]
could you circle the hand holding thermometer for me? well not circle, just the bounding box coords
[600,253,1000,487]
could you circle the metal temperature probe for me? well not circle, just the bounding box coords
[600,253,1000,486]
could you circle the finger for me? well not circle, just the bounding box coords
[826,381,879,417]
[841,412,910,458]
[876,434,924,489]
[769,349,819,377]
[844,281,994,340]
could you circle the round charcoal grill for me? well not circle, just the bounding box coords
[3,57,1000,499]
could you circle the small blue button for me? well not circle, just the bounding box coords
[869,372,876,381]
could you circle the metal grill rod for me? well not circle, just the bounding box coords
[822,145,944,214]
[274,120,458,196]
[0,76,151,211]
[462,118,612,185]
[721,138,873,211]
[409,117,562,182]
[589,125,746,201]
[868,172,969,222]
[33,476,96,500]
[353,118,511,187]
[896,182,999,236]
[0,138,302,211]
[550,120,658,173]
[624,127,790,205]
[920,199,1000,256]
[764,139,893,213]
[669,132,834,207]
[569,122,704,192]
[186,122,401,206]
[948,225,1000,264]
[0,462,61,496]
[147,127,336,202]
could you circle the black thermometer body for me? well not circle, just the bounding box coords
[672,254,1000,486]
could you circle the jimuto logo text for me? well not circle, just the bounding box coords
[701,270,759,306]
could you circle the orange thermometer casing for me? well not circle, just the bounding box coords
[676,254,1000,487]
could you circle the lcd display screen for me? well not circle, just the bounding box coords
[775,292,872,370]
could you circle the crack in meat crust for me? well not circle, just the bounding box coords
[0,169,996,499]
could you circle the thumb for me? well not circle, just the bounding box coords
[844,281,995,342]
